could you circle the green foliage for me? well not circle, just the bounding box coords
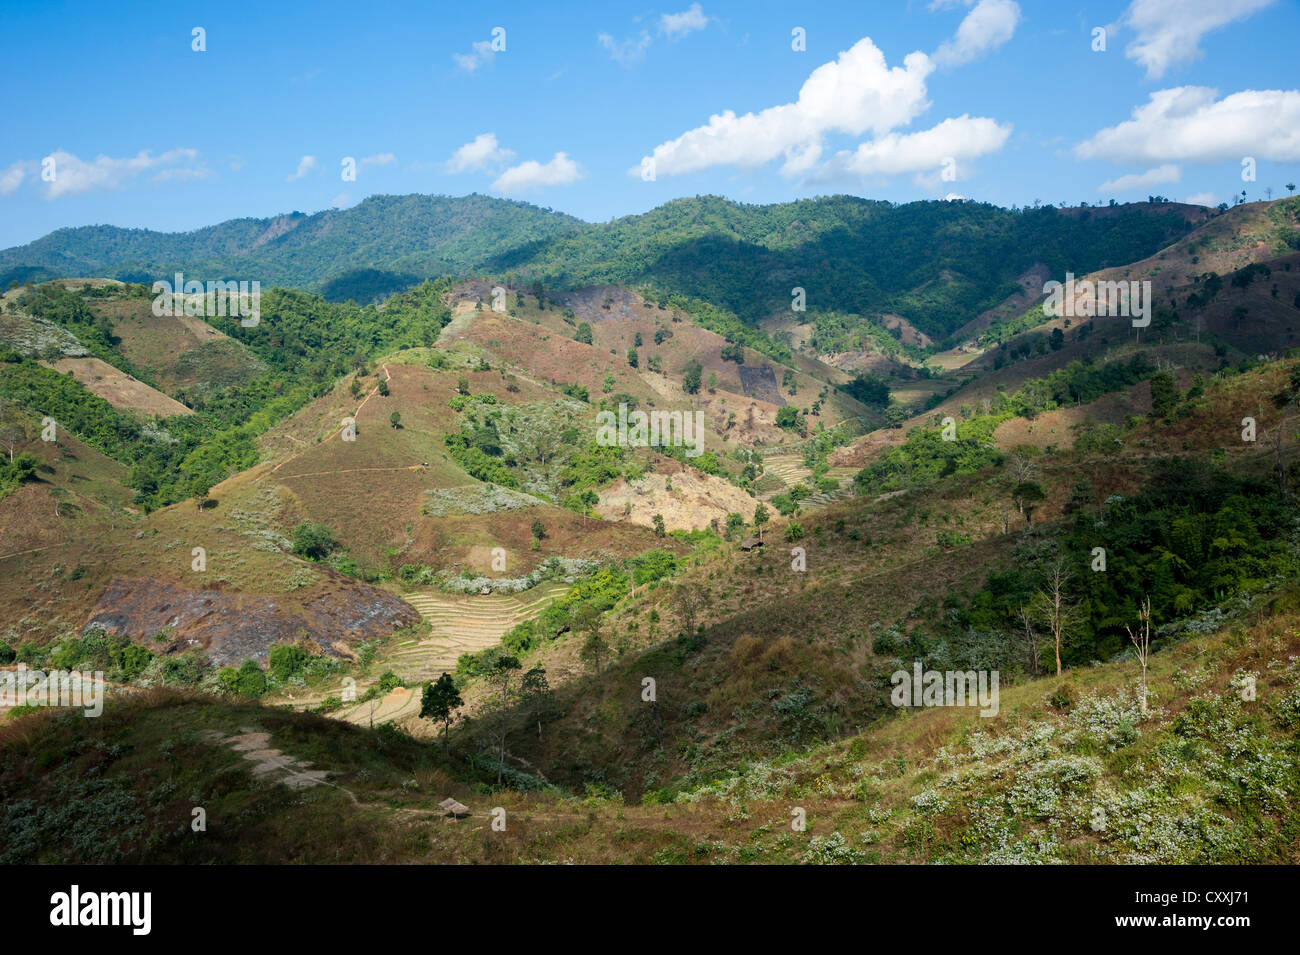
[856,416,1004,493]
[681,360,703,395]
[292,523,337,561]
[629,548,677,586]
[268,644,308,681]
[842,372,890,408]
[445,433,519,487]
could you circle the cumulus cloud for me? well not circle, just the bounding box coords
[445,133,515,174]
[492,152,583,194]
[598,31,652,66]
[453,40,495,73]
[1097,163,1181,193]
[36,148,204,199]
[0,162,30,196]
[360,153,396,169]
[1076,87,1300,164]
[1120,0,1275,79]
[820,115,1012,182]
[286,155,317,182]
[1184,191,1219,206]
[661,3,709,40]
[932,0,1021,68]
[636,35,1010,183]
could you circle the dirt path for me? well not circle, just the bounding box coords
[270,363,393,476]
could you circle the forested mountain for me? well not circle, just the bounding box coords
[3,194,1208,341]
[0,194,585,295]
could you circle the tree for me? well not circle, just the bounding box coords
[681,360,703,395]
[575,322,593,345]
[626,346,638,368]
[1287,182,1296,195]
[671,581,707,636]
[520,667,549,739]
[188,475,213,512]
[1149,370,1179,418]
[389,411,401,429]
[1009,447,1038,484]
[420,673,463,754]
[1016,605,1041,677]
[1030,560,1078,677]
[490,655,522,784]
[377,378,389,397]
[292,522,337,560]
[1012,481,1045,524]
[775,406,800,430]
[1125,597,1152,713]
[652,513,666,537]
[530,519,547,542]
[753,503,769,541]
[0,399,29,461]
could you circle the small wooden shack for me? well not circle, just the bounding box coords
[438,797,470,818]
[740,536,763,551]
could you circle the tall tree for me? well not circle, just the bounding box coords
[491,655,522,784]
[520,667,550,739]
[1030,560,1078,677]
[420,673,463,755]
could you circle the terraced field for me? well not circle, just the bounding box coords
[386,581,572,682]
[757,454,858,508]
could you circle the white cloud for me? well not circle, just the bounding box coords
[600,5,708,67]
[1120,0,1275,79]
[453,40,494,73]
[1076,87,1300,164]
[661,4,709,40]
[40,148,204,199]
[1097,164,1181,193]
[0,162,29,196]
[932,0,1021,68]
[1185,191,1219,206]
[445,133,515,174]
[822,115,1012,181]
[598,31,652,66]
[637,35,1009,182]
[492,152,583,194]
[286,155,317,182]
[360,153,396,168]
[640,38,934,177]
[331,192,353,208]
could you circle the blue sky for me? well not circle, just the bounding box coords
[1,0,1297,249]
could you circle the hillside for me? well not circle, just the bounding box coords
[2,194,1299,872]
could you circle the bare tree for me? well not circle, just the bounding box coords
[0,399,28,462]
[1009,447,1038,485]
[671,582,708,636]
[1017,605,1041,677]
[491,655,522,784]
[1125,597,1152,713]
[1030,560,1078,677]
